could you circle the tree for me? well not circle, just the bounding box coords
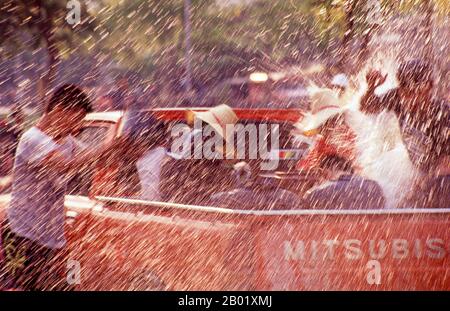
[339,0,360,69]
[422,0,434,62]
[0,0,94,102]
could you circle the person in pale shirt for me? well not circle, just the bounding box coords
[342,69,419,208]
[364,60,449,208]
[1,84,113,290]
[355,62,449,208]
[136,146,167,201]
[346,106,417,208]
[115,111,169,200]
[293,89,386,210]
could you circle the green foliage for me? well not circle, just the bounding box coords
[1,0,446,89]
[0,0,94,53]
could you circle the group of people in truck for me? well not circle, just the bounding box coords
[84,58,448,210]
[294,59,449,209]
[97,58,448,210]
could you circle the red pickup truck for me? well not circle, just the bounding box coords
[0,108,448,290]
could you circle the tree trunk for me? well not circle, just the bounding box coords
[38,29,59,113]
[422,0,434,62]
[38,1,59,108]
[357,0,382,67]
[183,0,193,97]
[357,29,371,66]
[338,0,359,71]
[324,1,333,49]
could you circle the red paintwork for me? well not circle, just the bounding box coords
[1,108,449,290]
[62,203,449,290]
[152,107,304,122]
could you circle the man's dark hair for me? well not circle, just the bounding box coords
[46,84,93,114]
[397,59,433,87]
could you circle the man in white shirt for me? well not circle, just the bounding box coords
[1,84,112,290]
[116,111,168,200]
[357,62,449,208]
[136,146,167,201]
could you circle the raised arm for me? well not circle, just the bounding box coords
[29,136,116,173]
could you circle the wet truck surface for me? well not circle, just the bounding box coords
[1,109,449,290]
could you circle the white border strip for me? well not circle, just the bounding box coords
[94,196,450,216]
